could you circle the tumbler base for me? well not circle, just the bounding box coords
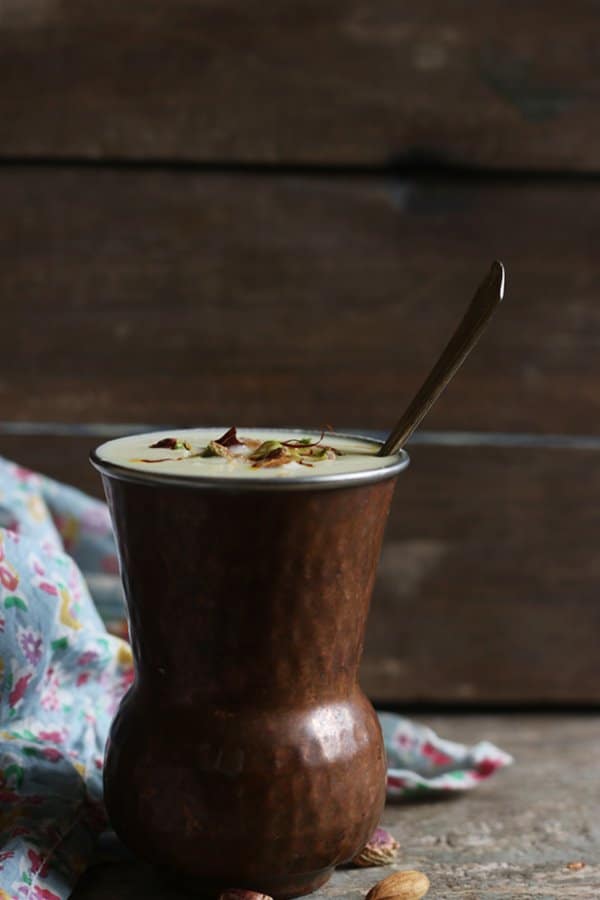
[156,865,334,899]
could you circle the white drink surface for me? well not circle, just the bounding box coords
[96,428,401,480]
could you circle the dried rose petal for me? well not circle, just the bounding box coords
[149,437,191,451]
[218,890,273,900]
[351,827,400,867]
[149,437,178,449]
[134,456,187,463]
[282,431,324,448]
[215,426,243,448]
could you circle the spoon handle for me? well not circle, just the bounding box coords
[378,260,505,457]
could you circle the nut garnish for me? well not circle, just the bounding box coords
[149,437,191,451]
[135,426,344,470]
[366,870,430,900]
[248,430,341,469]
[214,426,244,448]
[352,827,400,867]
[202,440,234,458]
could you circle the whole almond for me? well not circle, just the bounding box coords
[366,870,430,900]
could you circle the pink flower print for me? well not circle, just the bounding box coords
[30,887,62,900]
[76,672,90,687]
[12,465,36,483]
[387,775,406,790]
[394,731,414,749]
[33,576,58,596]
[0,617,5,633]
[0,849,15,870]
[40,537,60,555]
[422,740,453,766]
[28,554,46,577]
[18,627,43,665]
[38,729,65,744]
[82,504,112,536]
[9,672,32,708]
[121,668,134,691]
[475,757,501,779]
[41,747,63,763]
[77,650,99,667]
[97,669,111,688]
[40,692,59,712]
[67,559,84,592]
[27,848,50,878]
[40,668,60,712]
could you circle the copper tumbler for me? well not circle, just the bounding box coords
[91,436,408,898]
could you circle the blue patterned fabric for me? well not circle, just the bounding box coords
[0,457,511,899]
[0,460,132,899]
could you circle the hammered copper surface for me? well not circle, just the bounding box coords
[99,474,397,898]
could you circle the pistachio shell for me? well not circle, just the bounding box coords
[352,827,400,867]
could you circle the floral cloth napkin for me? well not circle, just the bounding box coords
[0,457,512,899]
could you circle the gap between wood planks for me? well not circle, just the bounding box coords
[4,157,600,182]
[3,421,600,451]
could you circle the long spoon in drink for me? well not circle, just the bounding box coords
[378,260,505,457]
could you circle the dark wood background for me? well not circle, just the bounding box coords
[2,1,600,703]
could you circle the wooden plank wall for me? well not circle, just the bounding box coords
[2,2,600,703]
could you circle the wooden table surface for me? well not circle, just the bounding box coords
[70,715,600,899]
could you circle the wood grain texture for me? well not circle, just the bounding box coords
[365,443,600,703]
[3,433,599,703]
[2,1,600,169]
[72,715,600,899]
[2,168,600,434]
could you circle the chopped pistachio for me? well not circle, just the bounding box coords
[248,440,284,461]
[202,441,232,458]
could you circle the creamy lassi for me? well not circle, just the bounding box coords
[94,426,407,483]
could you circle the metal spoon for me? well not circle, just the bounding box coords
[378,260,505,456]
